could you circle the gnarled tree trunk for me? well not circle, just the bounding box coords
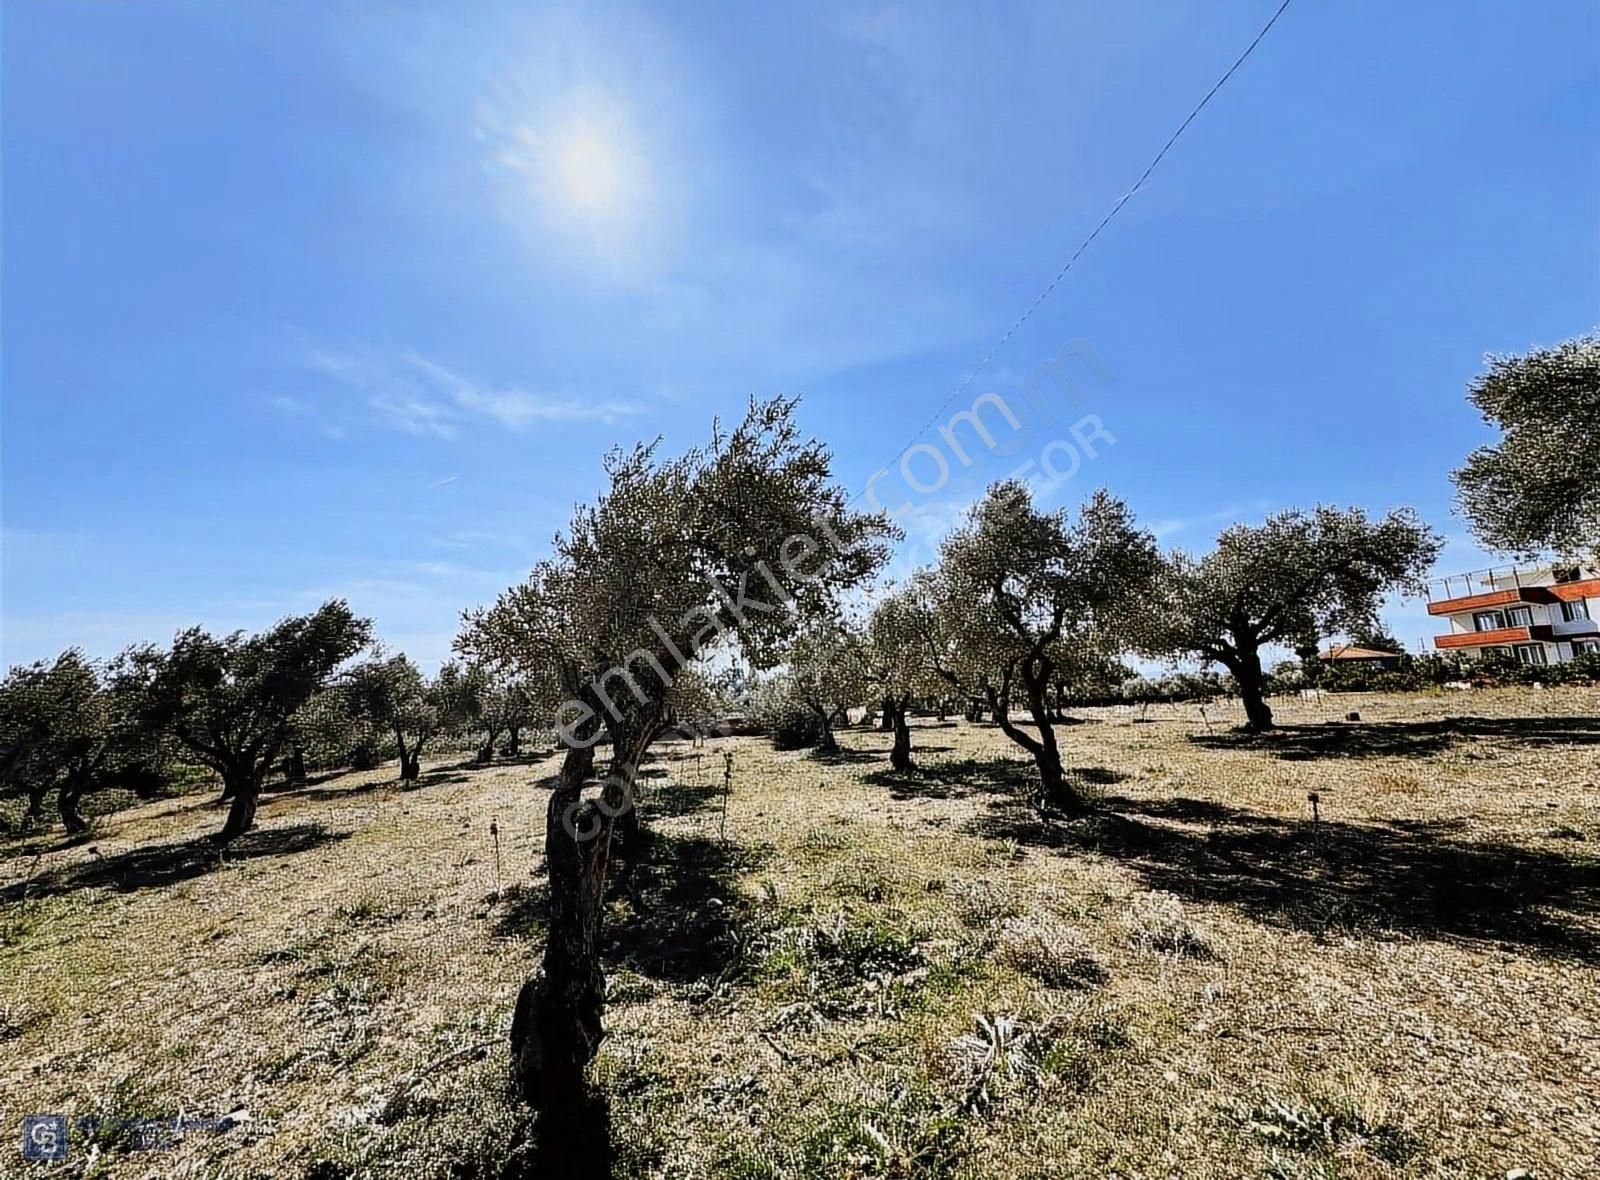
[1228,647,1274,731]
[58,782,89,834]
[217,768,259,843]
[24,784,49,828]
[888,697,914,772]
[986,661,1090,817]
[510,740,615,1176]
[476,726,502,765]
[1024,671,1086,816]
[810,703,838,753]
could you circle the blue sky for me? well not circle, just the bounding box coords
[3,1,1597,670]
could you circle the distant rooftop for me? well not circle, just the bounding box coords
[1320,645,1401,661]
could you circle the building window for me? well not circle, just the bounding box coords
[1575,640,1600,657]
[1505,606,1533,628]
[1561,599,1591,622]
[1514,644,1547,667]
[1473,610,1506,632]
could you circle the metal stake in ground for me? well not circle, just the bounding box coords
[490,819,502,897]
[719,750,734,843]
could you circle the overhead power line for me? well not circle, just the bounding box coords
[868,0,1297,482]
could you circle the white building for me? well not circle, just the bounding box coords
[1428,562,1600,667]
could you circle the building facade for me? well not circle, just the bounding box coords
[1429,563,1600,667]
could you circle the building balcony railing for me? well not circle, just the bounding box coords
[1426,563,1598,616]
[1434,625,1538,650]
[1424,586,1555,616]
[1551,578,1600,603]
[1432,623,1585,650]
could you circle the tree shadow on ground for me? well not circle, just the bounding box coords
[401,770,473,792]
[604,831,769,984]
[1191,715,1600,761]
[969,788,1600,964]
[265,766,353,793]
[0,823,349,902]
[808,745,880,766]
[647,780,724,820]
[288,780,388,803]
[869,755,1128,803]
[492,879,552,941]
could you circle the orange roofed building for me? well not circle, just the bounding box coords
[1427,562,1600,668]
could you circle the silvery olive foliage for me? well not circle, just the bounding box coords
[1452,334,1600,559]
[782,616,872,748]
[864,586,945,704]
[0,647,165,832]
[925,483,1159,701]
[919,482,1160,811]
[1147,506,1440,729]
[126,600,373,837]
[463,397,897,747]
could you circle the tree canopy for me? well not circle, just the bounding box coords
[0,648,163,833]
[1452,334,1600,559]
[782,616,870,753]
[923,482,1159,812]
[129,600,372,840]
[466,397,896,1136]
[864,587,944,770]
[1148,506,1440,729]
[346,654,474,780]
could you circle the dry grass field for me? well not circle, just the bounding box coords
[3,687,1599,1179]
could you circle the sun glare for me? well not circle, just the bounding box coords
[553,125,624,215]
[483,84,664,274]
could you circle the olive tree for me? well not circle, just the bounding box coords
[0,648,161,833]
[782,617,870,754]
[129,601,372,841]
[464,398,892,1159]
[923,482,1159,814]
[347,655,469,780]
[1453,334,1599,558]
[452,665,542,763]
[865,588,942,771]
[1149,507,1440,730]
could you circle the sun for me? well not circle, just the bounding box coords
[553,124,624,216]
[482,86,663,274]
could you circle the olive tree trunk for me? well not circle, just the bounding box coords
[810,703,837,753]
[1227,647,1275,731]
[888,698,914,772]
[986,662,1090,817]
[217,767,261,843]
[58,782,90,834]
[476,725,503,765]
[509,739,618,1176]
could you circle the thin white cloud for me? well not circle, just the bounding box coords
[1150,504,1242,541]
[267,394,346,439]
[405,353,638,427]
[306,346,637,438]
[370,391,459,439]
